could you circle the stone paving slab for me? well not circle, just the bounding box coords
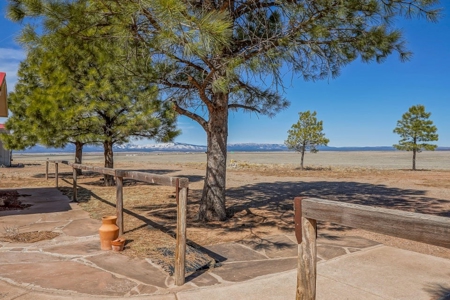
[0,214,44,227]
[0,280,30,300]
[211,257,298,282]
[87,253,170,288]
[204,243,268,262]
[186,271,221,287]
[37,209,91,222]
[178,270,297,300]
[0,252,65,264]
[317,234,380,248]
[42,240,103,255]
[0,261,138,296]
[238,234,298,258]
[258,235,298,258]
[0,279,176,300]
[316,275,386,300]
[318,246,450,300]
[19,221,69,233]
[317,245,348,260]
[61,218,100,237]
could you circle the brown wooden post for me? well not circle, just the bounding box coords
[55,162,59,188]
[294,197,303,244]
[72,167,77,202]
[296,215,317,300]
[175,179,187,286]
[45,159,49,180]
[116,176,124,236]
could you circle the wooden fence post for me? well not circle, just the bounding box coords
[175,179,187,286]
[296,216,317,300]
[116,176,124,236]
[46,159,49,180]
[72,167,77,202]
[55,162,59,188]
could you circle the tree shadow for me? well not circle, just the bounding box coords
[146,179,450,250]
[424,282,450,300]
[225,180,450,218]
[0,187,72,216]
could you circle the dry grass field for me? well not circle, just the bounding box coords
[1,151,449,262]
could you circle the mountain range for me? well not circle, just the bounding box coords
[14,142,450,153]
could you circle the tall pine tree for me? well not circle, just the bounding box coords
[6,0,180,185]
[112,0,441,220]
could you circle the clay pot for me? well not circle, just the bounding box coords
[111,237,126,252]
[99,216,119,250]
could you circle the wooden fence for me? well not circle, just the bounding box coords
[294,197,450,300]
[46,159,189,286]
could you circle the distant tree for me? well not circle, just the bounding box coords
[393,105,438,170]
[285,111,329,170]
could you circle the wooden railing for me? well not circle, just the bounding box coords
[294,197,450,300]
[46,159,189,286]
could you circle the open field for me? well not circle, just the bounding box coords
[12,150,450,169]
[1,151,449,262]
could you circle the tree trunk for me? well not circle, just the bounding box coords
[103,140,115,186]
[198,94,228,221]
[74,141,83,176]
[412,148,416,171]
[300,146,305,170]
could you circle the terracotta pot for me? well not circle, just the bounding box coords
[99,216,119,250]
[111,237,126,252]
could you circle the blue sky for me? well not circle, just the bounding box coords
[1,2,449,147]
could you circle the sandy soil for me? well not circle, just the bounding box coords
[1,151,449,260]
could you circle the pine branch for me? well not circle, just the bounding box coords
[171,99,208,130]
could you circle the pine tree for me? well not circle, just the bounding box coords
[393,105,438,170]
[285,111,329,170]
[6,0,180,185]
[116,0,440,221]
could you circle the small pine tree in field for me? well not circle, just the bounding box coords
[393,105,438,170]
[285,111,329,170]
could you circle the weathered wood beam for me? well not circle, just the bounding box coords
[116,176,124,236]
[72,167,77,202]
[70,163,116,176]
[55,163,59,188]
[296,216,317,300]
[302,198,450,249]
[46,159,49,180]
[116,170,189,188]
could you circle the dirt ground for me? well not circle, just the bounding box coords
[1,151,449,261]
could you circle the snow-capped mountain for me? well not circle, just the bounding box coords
[227,143,287,151]
[115,142,207,151]
[14,142,449,154]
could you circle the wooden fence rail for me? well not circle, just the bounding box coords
[294,197,450,300]
[46,160,189,286]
